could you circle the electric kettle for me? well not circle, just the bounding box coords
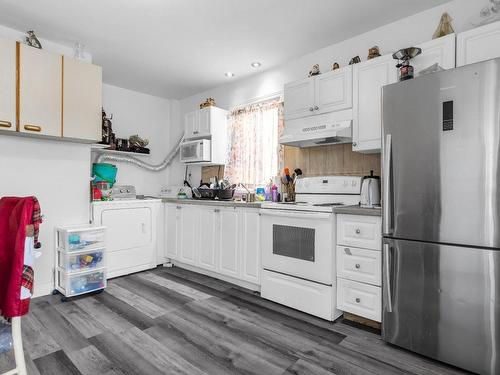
[360,170,380,208]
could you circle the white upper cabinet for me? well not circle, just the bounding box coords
[413,33,456,73]
[352,54,398,153]
[315,66,353,115]
[457,21,500,67]
[19,44,62,137]
[184,106,226,140]
[284,77,315,120]
[0,38,16,132]
[284,66,352,120]
[63,56,102,141]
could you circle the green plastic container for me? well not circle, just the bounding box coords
[92,163,117,186]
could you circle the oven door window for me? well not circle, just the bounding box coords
[272,224,315,261]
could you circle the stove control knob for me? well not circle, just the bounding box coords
[119,189,124,193]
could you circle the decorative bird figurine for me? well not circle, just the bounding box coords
[26,30,42,49]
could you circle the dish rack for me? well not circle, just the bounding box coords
[54,225,107,301]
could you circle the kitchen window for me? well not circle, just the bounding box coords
[225,98,284,188]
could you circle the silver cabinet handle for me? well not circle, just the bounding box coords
[343,247,351,255]
[384,242,393,313]
[214,209,220,213]
[176,206,182,209]
[355,228,361,234]
[193,130,199,134]
[309,107,314,111]
[383,134,392,235]
[352,142,357,147]
[355,264,361,269]
[314,106,319,110]
[355,298,361,303]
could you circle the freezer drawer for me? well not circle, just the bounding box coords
[383,238,500,375]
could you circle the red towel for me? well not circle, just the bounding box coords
[0,197,39,318]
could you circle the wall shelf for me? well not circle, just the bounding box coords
[91,144,150,157]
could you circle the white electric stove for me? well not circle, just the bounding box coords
[260,175,362,321]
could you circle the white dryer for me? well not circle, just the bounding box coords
[92,198,162,278]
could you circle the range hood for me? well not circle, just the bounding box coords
[279,109,353,148]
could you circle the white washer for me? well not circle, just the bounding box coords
[92,198,162,278]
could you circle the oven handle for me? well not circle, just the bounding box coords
[260,210,331,220]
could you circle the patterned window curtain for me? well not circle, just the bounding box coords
[225,99,284,189]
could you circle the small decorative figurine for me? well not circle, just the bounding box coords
[332,62,340,70]
[129,134,149,148]
[200,98,216,109]
[100,109,114,145]
[25,30,42,49]
[367,46,381,60]
[349,56,361,65]
[433,12,454,39]
[308,64,321,77]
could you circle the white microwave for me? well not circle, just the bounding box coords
[180,139,211,163]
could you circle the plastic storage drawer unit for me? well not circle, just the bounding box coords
[57,225,106,252]
[57,248,105,272]
[57,268,106,297]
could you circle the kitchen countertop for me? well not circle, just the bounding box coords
[162,198,262,209]
[332,205,382,216]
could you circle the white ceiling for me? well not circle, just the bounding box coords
[0,0,450,99]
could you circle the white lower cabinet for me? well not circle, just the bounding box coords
[336,214,382,322]
[337,278,381,322]
[165,203,261,288]
[178,205,198,265]
[219,208,240,277]
[198,207,218,271]
[239,210,261,284]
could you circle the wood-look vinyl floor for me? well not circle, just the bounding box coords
[0,266,471,375]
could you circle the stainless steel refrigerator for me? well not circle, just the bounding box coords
[382,58,500,375]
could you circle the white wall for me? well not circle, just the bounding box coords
[0,137,91,297]
[98,84,177,196]
[175,0,487,185]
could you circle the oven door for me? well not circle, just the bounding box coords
[260,209,333,285]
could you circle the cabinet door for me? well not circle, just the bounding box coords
[179,205,198,265]
[352,54,397,153]
[239,210,260,284]
[165,204,179,260]
[315,66,352,114]
[457,21,500,67]
[19,44,62,137]
[198,207,218,271]
[0,38,16,132]
[413,34,456,74]
[197,108,211,138]
[184,110,198,139]
[284,77,315,120]
[63,57,102,141]
[219,208,239,278]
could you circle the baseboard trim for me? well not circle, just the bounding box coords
[172,261,260,292]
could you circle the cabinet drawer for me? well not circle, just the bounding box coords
[337,278,381,322]
[336,246,381,286]
[337,214,381,250]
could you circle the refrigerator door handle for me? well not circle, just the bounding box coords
[383,133,392,235]
[383,242,393,313]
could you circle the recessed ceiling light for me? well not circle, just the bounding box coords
[225,72,235,78]
[251,62,262,68]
